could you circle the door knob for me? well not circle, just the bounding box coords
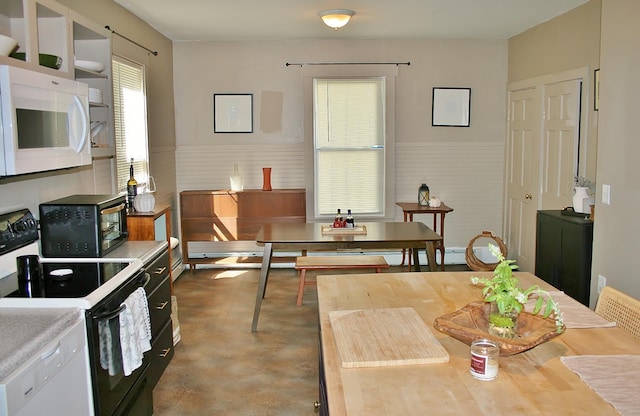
[525,194,533,200]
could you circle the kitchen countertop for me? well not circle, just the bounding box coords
[0,240,167,302]
[0,307,81,380]
[0,240,166,383]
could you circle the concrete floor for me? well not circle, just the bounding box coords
[153,263,471,415]
[153,266,320,415]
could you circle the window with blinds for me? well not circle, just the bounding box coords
[112,56,149,192]
[313,77,386,216]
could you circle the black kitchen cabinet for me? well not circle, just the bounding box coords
[143,249,174,388]
[535,210,593,306]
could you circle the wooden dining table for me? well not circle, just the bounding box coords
[251,222,442,332]
[317,271,640,415]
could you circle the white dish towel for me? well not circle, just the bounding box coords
[119,287,152,376]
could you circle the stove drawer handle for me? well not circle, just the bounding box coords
[95,304,126,321]
[153,267,167,275]
[155,300,169,310]
[158,348,171,358]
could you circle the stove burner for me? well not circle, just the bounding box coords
[49,268,73,281]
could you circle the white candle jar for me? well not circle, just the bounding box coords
[470,339,499,381]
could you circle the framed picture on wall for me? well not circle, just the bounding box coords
[432,87,471,127]
[214,93,253,133]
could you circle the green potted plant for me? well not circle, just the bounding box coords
[470,244,564,338]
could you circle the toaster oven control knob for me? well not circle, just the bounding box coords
[11,221,25,232]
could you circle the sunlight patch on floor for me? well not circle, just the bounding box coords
[212,270,249,279]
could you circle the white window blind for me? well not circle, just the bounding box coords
[314,78,385,216]
[112,56,149,191]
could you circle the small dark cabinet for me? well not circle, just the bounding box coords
[535,210,593,306]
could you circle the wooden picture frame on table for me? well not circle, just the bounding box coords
[432,87,471,127]
[214,93,253,133]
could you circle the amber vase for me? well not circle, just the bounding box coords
[262,167,272,191]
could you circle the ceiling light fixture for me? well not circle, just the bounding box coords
[318,9,355,30]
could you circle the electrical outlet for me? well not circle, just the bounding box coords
[598,275,607,293]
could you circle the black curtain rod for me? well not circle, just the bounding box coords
[105,25,158,56]
[285,62,410,67]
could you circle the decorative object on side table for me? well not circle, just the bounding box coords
[434,244,565,356]
[573,176,595,214]
[418,183,430,206]
[262,167,272,191]
[230,163,243,191]
[133,176,156,212]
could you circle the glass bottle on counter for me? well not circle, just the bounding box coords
[127,158,138,212]
[333,209,344,228]
[345,209,355,228]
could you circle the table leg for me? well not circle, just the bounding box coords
[400,211,409,267]
[439,213,446,270]
[412,248,420,272]
[251,242,273,332]
[425,241,438,272]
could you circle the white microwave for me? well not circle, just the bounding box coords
[0,65,91,176]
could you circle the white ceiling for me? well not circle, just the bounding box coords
[114,0,589,42]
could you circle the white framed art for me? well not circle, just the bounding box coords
[432,87,471,127]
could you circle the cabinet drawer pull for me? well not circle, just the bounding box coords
[158,348,171,358]
[155,300,169,310]
[153,266,167,275]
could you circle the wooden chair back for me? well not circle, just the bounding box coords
[595,286,640,338]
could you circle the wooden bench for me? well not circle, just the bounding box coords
[294,255,389,306]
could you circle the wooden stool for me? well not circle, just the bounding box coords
[294,255,389,306]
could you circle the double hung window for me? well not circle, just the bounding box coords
[112,56,149,191]
[313,77,386,217]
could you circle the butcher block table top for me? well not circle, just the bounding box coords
[317,271,640,416]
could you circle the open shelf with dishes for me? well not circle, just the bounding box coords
[71,10,115,159]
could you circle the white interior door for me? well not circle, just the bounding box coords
[504,87,540,272]
[541,79,582,209]
[505,76,584,273]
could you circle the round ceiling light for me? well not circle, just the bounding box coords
[318,9,355,30]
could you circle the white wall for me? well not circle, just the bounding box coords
[173,39,507,249]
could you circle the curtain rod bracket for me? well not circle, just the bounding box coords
[286,62,410,67]
[105,25,158,56]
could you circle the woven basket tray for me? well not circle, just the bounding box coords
[433,301,565,356]
[321,225,367,235]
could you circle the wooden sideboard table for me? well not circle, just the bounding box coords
[396,202,453,271]
[180,189,306,270]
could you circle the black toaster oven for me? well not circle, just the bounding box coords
[39,194,128,257]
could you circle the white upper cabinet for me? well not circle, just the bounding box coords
[0,0,115,158]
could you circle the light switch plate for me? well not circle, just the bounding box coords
[602,184,611,205]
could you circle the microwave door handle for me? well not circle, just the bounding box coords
[69,95,89,153]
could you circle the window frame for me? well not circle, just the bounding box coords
[312,77,387,217]
[112,54,150,192]
[302,65,397,222]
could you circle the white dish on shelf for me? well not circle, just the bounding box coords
[0,34,18,56]
[75,59,105,73]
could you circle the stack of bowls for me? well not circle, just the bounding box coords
[0,34,18,56]
[89,88,103,104]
